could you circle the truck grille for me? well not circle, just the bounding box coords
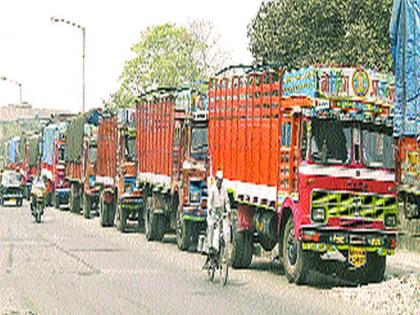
[311,190,397,220]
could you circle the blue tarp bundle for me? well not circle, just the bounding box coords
[390,0,420,137]
[41,124,57,166]
[8,137,20,163]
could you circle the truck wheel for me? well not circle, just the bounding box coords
[16,198,23,207]
[46,192,53,207]
[145,199,156,241]
[72,196,81,213]
[282,216,311,284]
[345,254,386,285]
[70,188,80,214]
[99,196,107,227]
[230,214,253,269]
[108,201,116,227]
[155,215,165,241]
[54,194,60,209]
[145,197,164,241]
[366,254,386,283]
[0,196,3,206]
[231,229,253,269]
[83,194,91,219]
[137,205,144,228]
[177,215,192,251]
[116,204,127,233]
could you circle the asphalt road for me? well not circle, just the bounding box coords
[0,201,363,315]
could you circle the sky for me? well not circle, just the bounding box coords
[0,0,262,113]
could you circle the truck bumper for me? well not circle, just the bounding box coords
[300,226,397,256]
[182,206,207,222]
[2,193,23,200]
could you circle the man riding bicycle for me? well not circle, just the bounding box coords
[204,170,231,268]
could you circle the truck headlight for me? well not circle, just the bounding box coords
[385,213,397,227]
[311,208,326,223]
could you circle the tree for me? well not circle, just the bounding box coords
[114,21,230,108]
[248,0,393,71]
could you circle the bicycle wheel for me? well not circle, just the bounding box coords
[219,244,229,286]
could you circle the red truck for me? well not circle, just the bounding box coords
[137,87,208,250]
[95,110,143,230]
[208,65,398,284]
[66,110,101,217]
[19,133,41,200]
[41,122,70,207]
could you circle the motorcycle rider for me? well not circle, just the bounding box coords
[203,170,231,267]
[30,173,47,214]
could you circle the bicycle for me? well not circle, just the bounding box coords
[204,211,232,286]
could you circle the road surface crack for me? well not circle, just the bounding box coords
[42,238,101,275]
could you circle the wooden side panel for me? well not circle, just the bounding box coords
[97,118,117,178]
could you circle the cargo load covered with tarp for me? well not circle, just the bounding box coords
[27,135,41,167]
[65,109,100,162]
[390,0,420,137]
[8,137,20,164]
[41,122,67,166]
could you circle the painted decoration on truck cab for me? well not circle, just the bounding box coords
[282,67,395,108]
[352,68,370,97]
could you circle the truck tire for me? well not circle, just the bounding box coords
[70,187,80,214]
[54,194,60,209]
[137,204,144,228]
[16,198,23,207]
[116,204,127,233]
[177,215,192,251]
[24,186,29,200]
[144,197,165,241]
[83,194,91,219]
[46,192,53,207]
[345,254,386,285]
[99,195,113,227]
[145,200,156,241]
[281,216,311,284]
[231,216,254,269]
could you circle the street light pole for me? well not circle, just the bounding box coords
[51,16,86,113]
[1,76,23,104]
[82,27,86,114]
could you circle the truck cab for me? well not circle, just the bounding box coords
[208,66,398,285]
[115,108,143,232]
[174,92,209,250]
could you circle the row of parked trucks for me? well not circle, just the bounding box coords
[1,62,418,285]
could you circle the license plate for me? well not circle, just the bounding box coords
[9,198,16,203]
[348,247,367,268]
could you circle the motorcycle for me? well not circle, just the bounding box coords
[202,210,232,286]
[31,180,47,223]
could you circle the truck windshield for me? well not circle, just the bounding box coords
[191,126,208,156]
[88,146,97,163]
[310,119,352,164]
[126,137,136,162]
[362,126,395,169]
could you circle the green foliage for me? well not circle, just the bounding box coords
[248,0,393,71]
[114,21,229,108]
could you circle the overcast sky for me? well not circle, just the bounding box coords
[0,0,262,113]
